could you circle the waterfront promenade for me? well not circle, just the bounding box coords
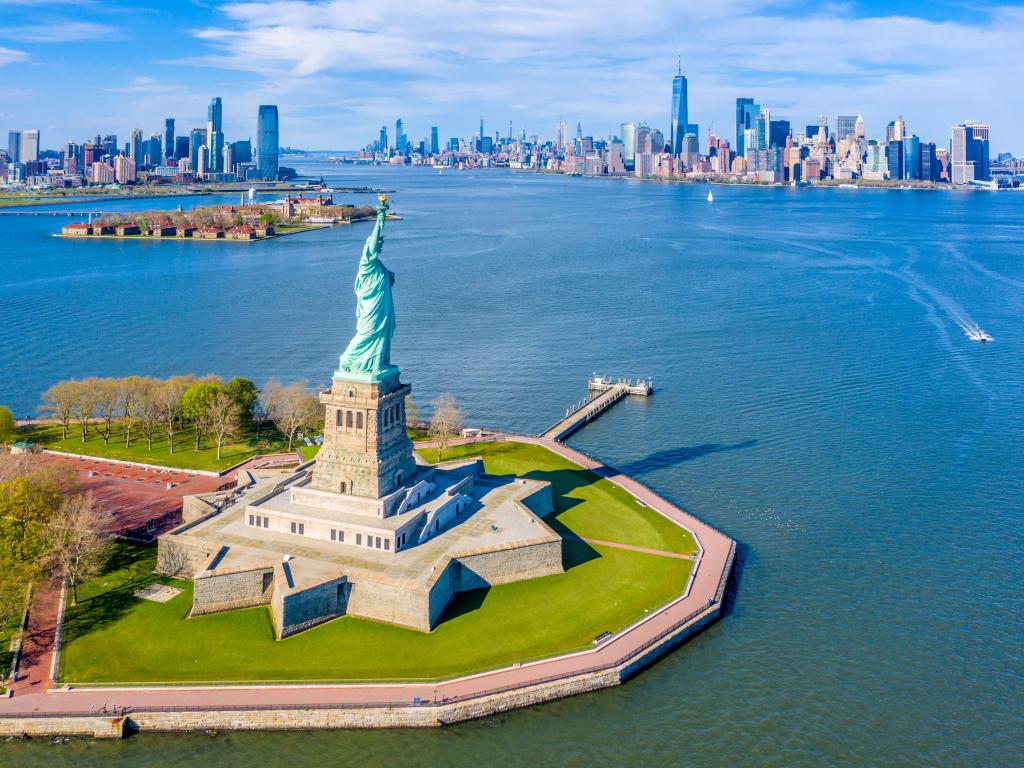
[0,435,733,735]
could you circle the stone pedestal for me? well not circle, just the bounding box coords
[310,370,417,500]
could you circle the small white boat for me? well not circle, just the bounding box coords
[707,190,714,202]
[966,327,993,343]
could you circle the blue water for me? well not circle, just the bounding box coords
[2,165,1022,766]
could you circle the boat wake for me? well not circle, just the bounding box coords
[958,321,994,343]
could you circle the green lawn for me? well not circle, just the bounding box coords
[59,541,690,684]
[298,444,320,462]
[23,423,289,472]
[418,441,698,555]
[58,440,698,684]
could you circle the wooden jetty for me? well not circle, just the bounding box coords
[541,374,653,442]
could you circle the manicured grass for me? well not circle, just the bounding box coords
[418,442,698,555]
[298,444,320,462]
[59,441,698,684]
[22,423,282,472]
[60,540,691,684]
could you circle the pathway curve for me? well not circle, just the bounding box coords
[0,435,733,727]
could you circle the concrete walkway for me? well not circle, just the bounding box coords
[0,436,733,727]
[9,580,60,696]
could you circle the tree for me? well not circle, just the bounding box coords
[428,394,465,462]
[225,377,259,430]
[45,493,110,606]
[155,375,191,454]
[181,380,224,451]
[118,376,144,448]
[272,380,320,452]
[207,391,241,460]
[91,378,120,445]
[135,377,162,451]
[0,406,16,446]
[71,378,99,443]
[0,476,62,563]
[40,381,75,439]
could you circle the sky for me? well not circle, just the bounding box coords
[0,0,1021,153]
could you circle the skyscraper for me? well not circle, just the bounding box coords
[768,119,790,149]
[903,135,921,180]
[620,123,636,170]
[920,142,938,182]
[207,97,224,172]
[836,115,858,140]
[7,131,21,163]
[164,118,175,164]
[102,134,118,160]
[735,98,759,157]
[430,126,439,155]
[669,60,688,156]
[257,104,279,180]
[855,114,865,139]
[378,125,388,153]
[951,122,990,184]
[129,128,144,167]
[395,119,407,154]
[886,140,903,180]
[189,128,206,174]
[174,135,190,161]
[9,129,40,163]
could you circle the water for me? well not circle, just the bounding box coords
[2,165,1022,766]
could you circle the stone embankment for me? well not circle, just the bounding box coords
[0,436,734,737]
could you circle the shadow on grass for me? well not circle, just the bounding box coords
[60,542,160,645]
[616,439,758,476]
[436,540,600,628]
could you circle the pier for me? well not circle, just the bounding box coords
[541,374,653,442]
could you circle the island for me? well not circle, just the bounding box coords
[56,194,378,242]
[0,196,734,738]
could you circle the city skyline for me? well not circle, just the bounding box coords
[0,1,1021,153]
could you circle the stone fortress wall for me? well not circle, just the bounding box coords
[158,472,563,636]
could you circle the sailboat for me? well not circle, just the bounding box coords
[707,189,714,203]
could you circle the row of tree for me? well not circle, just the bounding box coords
[40,375,322,458]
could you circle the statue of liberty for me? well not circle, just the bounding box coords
[336,195,399,381]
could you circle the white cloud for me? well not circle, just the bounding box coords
[0,45,28,65]
[182,0,1023,150]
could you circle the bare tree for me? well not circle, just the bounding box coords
[274,381,320,452]
[252,382,278,442]
[40,381,76,439]
[45,492,110,606]
[135,378,162,451]
[429,394,465,461]
[207,390,241,460]
[155,376,192,454]
[71,379,99,443]
[118,376,143,448]
[91,378,120,445]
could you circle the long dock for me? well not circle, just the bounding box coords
[541,375,653,442]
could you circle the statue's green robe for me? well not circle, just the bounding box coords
[337,210,395,376]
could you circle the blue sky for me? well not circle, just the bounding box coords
[0,0,1020,153]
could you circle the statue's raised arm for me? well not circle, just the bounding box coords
[363,194,388,263]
